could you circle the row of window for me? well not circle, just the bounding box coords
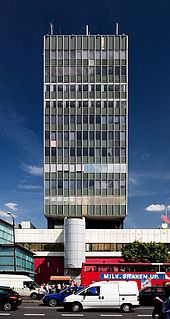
[86,243,126,252]
[45,131,126,141]
[45,179,125,190]
[45,147,126,157]
[45,204,125,216]
[45,66,126,77]
[45,115,126,125]
[22,243,64,252]
[45,100,126,109]
[45,83,126,93]
[47,50,126,60]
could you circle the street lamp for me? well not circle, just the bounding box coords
[6,212,16,272]
[146,204,170,228]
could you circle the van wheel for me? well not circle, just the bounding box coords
[49,298,57,307]
[121,303,132,313]
[72,302,82,312]
[30,292,38,300]
[3,302,12,311]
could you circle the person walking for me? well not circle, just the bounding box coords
[152,297,163,319]
[162,297,170,319]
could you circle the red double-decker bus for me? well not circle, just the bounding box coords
[81,262,170,289]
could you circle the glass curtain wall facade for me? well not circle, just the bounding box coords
[44,32,128,229]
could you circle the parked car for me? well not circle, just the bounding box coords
[42,286,83,307]
[0,274,46,299]
[0,286,22,311]
[63,281,139,312]
[139,286,165,306]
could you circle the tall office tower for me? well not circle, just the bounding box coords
[44,26,128,229]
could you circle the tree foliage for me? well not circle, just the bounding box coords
[121,241,169,263]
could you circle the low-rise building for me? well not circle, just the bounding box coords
[15,218,170,284]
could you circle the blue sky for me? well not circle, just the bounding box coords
[0,0,170,228]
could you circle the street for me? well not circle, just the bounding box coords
[0,303,155,318]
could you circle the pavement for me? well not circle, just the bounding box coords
[22,297,44,303]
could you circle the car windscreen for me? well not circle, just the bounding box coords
[75,287,86,295]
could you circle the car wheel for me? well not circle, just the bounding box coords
[30,292,38,300]
[49,298,58,307]
[3,302,12,311]
[121,303,132,313]
[72,302,82,312]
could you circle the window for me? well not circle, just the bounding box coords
[102,67,107,76]
[70,132,75,140]
[89,115,94,124]
[77,180,82,189]
[89,132,94,140]
[95,181,100,189]
[77,115,82,124]
[70,115,75,124]
[83,132,88,140]
[102,131,107,140]
[51,115,56,124]
[83,115,88,124]
[58,115,63,124]
[96,131,101,140]
[70,85,75,91]
[84,287,100,296]
[89,148,94,156]
[58,180,63,189]
[64,51,69,59]
[58,85,63,92]
[77,50,82,59]
[77,148,82,156]
[64,180,69,189]
[58,51,63,59]
[51,148,56,156]
[83,148,88,156]
[58,132,63,140]
[101,115,107,124]
[82,51,88,59]
[96,148,101,156]
[70,180,75,189]
[70,148,75,156]
[64,148,69,156]
[115,66,120,75]
[51,180,56,189]
[96,51,100,59]
[70,101,75,108]
[64,116,69,125]
[83,180,88,188]
[64,132,69,140]
[96,115,101,124]
[45,115,50,123]
[77,132,82,140]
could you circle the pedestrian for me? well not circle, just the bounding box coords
[152,297,163,319]
[45,282,51,294]
[162,297,170,319]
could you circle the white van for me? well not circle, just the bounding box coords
[0,274,46,299]
[64,280,139,312]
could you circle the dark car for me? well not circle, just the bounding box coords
[139,286,164,306]
[0,286,22,311]
[42,286,83,307]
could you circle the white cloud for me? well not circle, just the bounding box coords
[146,204,165,212]
[129,176,138,186]
[24,165,43,176]
[4,202,18,211]
[18,184,42,190]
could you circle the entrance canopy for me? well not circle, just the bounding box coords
[50,275,71,281]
